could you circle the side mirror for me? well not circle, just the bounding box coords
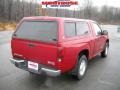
[102,30,108,35]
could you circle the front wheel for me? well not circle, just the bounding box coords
[101,42,109,57]
[75,55,88,80]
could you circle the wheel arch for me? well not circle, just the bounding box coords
[78,49,89,60]
[70,49,89,75]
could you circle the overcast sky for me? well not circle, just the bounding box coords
[91,0,120,7]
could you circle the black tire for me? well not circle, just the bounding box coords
[75,54,88,80]
[101,42,109,57]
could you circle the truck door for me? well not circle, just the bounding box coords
[92,23,105,54]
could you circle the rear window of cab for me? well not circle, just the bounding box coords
[14,20,58,43]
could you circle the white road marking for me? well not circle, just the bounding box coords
[98,79,115,86]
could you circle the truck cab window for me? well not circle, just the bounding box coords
[93,23,102,36]
[76,22,89,36]
[64,22,76,37]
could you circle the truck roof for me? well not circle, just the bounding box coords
[22,16,95,23]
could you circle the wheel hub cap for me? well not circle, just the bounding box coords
[79,60,86,76]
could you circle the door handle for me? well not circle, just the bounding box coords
[28,43,36,47]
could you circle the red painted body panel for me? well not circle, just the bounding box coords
[11,38,59,68]
[11,16,109,73]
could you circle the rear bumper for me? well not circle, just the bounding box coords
[9,58,61,77]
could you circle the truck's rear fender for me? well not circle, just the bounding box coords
[57,42,90,73]
[74,43,90,64]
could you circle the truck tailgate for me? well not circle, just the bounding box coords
[11,38,58,68]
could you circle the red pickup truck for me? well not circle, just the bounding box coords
[10,16,109,80]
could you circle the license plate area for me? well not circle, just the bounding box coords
[28,61,38,71]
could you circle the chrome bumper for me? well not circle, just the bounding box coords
[9,58,61,77]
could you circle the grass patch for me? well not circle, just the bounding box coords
[0,22,17,31]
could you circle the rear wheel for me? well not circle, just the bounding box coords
[75,55,88,80]
[101,42,109,57]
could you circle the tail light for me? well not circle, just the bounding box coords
[13,53,25,59]
[57,47,64,62]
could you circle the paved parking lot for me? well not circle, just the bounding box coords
[0,25,120,90]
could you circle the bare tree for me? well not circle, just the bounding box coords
[8,0,13,20]
[0,0,120,24]
[84,0,93,19]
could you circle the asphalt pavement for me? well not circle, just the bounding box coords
[0,25,120,90]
